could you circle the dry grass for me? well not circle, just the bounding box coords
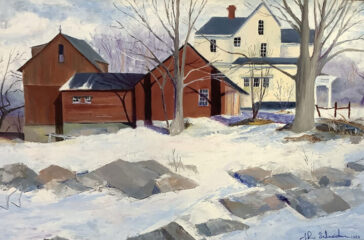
[284,134,322,143]
[248,119,274,125]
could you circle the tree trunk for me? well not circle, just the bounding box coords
[170,76,184,135]
[291,0,316,133]
[0,112,7,131]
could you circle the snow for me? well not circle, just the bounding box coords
[0,108,363,239]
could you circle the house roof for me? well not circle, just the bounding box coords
[233,57,298,65]
[281,29,315,44]
[60,73,145,91]
[195,17,247,35]
[18,33,108,72]
[195,2,281,36]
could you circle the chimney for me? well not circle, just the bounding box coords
[227,5,236,19]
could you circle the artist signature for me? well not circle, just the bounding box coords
[299,229,361,240]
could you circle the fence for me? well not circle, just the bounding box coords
[315,102,351,119]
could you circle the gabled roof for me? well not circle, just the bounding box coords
[18,33,108,72]
[149,43,248,95]
[195,17,247,35]
[60,73,145,91]
[195,2,280,36]
[281,29,315,44]
[233,57,298,65]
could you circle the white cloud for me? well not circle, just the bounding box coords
[28,0,72,7]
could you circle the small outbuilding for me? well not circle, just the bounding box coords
[60,73,144,136]
[135,44,247,123]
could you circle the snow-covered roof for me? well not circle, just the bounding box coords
[60,73,145,91]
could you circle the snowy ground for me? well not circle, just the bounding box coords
[0,108,363,240]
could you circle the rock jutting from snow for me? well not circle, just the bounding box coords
[127,222,195,240]
[77,159,198,199]
[276,188,350,218]
[0,163,41,192]
[220,186,286,219]
[347,159,364,172]
[263,173,316,191]
[37,165,76,184]
[196,218,249,237]
[313,167,353,187]
[231,167,272,187]
[45,179,91,197]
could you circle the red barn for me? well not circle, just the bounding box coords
[18,32,109,142]
[59,73,144,136]
[135,44,247,123]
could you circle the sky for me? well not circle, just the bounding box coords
[0,0,363,69]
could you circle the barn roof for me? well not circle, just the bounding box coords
[62,34,108,67]
[18,33,108,72]
[233,57,298,65]
[60,73,145,91]
[281,29,315,44]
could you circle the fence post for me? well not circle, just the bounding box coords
[348,102,351,119]
[334,102,337,118]
[315,105,321,118]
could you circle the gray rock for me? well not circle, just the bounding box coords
[231,167,271,187]
[127,222,195,240]
[37,165,75,184]
[79,159,197,199]
[277,188,350,218]
[313,167,353,187]
[45,179,91,197]
[196,218,249,236]
[347,159,364,172]
[0,163,41,192]
[220,186,286,219]
[332,187,364,207]
[263,173,315,191]
[319,176,330,187]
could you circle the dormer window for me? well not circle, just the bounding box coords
[210,39,216,52]
[234,37,241,47]
[58,44,64,63]
[258,20,264,35]
[260,43,267,57]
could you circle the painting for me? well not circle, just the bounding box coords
[0,0,364,239]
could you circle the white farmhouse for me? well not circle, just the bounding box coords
[194,2,314,108]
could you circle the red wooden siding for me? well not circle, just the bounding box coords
[135,45,240,121]
[61,91,135,124]
[21,34,106,126]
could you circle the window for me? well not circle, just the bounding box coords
[234,37,241,47]
[58,44,64,63]
[258,20,264,35]
[198,89,209,106]
[244,77,250,87]
[253,78,260,87]
[263,77,270,88]
[72,96,81,104]
[85,96,92,104]
[210,39,216,52]
[260,43,267,57]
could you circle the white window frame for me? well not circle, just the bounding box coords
[72,96,82,104]
[258,20,264,35]
[244,77,250,87]
[210,39,216,52]
[234,37,241,47]
[84,96,93,104]
[198,89,209,106]
[260,43,267,57]
[253,78,260,87]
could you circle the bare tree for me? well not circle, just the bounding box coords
[273,78,294,110]
[114,0,207,135]
[245,45,272,119]
[0,51,24,131]
[270,0,364,132]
